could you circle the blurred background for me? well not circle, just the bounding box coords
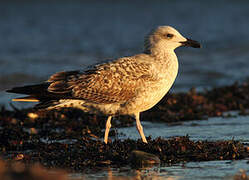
[1,0,249,108]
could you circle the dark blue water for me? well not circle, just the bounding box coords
[1,0,249,179]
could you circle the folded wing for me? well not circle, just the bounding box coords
[48,57,154,104]
[7,56,155,105]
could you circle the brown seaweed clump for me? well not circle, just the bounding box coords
[0,118,248,172]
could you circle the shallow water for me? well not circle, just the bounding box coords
[72,160,249,179]
[118,113,249,143]
[1,0,249,179]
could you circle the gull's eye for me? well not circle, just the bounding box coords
[166,33,174,38]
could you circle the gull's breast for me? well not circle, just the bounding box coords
[119,58,179,114]
[136,74,177,112]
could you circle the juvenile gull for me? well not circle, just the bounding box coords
[7,26,200,144]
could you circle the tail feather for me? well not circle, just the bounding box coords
[6,83,72,102]
[6,83,49,95]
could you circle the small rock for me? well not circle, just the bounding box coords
[130,150,160,166]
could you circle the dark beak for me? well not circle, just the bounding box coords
[181,38,201,48]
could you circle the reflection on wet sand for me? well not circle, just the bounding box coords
[1,158,249,179]
[85,166,180,180]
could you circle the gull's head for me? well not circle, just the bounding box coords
[144,26,200,54]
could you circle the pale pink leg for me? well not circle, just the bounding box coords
[135,113,148,143]
[104,116,112,144]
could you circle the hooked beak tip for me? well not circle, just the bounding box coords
[181,38,201,48]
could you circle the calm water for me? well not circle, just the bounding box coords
[72,160,249,179]
[1,0,249,179]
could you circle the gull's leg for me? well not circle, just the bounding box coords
[135,113,148,143]
[104,116,112,144]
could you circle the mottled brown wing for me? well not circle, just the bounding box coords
[47,70,81,94]
[47,57,155,104]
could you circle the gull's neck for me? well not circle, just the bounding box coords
[144,40,177,61]
[147,47,177,62]
[149,48,179,78]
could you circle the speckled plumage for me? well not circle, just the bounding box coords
[45,53,177,115]
[7,26,200,144]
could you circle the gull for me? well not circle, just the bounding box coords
[7,26,200,144]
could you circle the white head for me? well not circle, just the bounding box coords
[144,26,200,54]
